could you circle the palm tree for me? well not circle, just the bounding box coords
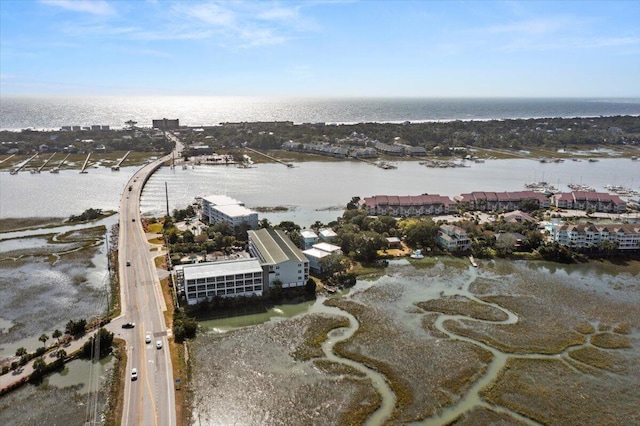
[39,333,49,349]
[32,357,46,373]
[52,329,62,345]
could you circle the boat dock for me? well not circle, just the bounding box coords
[9,153,38,175]
[111,150,131,171]
[0,154,16,164]
[50,153,70,173]
[33,153,56,173]
[244,147,294,168]
[80,153,91,174]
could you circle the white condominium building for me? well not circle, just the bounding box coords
[176,258,264,305]
[201,194,258,230]
[248,228,310,289]
[551,223,640,250]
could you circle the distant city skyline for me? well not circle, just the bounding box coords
[1,0,639,97]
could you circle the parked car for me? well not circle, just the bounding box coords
[131,368,138,381]
[122,322,135,329]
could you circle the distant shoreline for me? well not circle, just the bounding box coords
[2,96,638,131]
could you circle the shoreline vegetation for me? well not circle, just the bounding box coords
[1,115,639,172]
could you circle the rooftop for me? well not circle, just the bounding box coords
[178,258,263,280]
[249,228,308,264]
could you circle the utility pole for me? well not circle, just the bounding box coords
[165,181,170,217]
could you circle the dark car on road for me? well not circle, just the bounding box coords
[122,322,135,329]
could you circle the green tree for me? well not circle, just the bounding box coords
[39,333,49,348]
[52,329,62,344]
[182,229,195,243]
[15,347,27,357]
[305,278,317,295]
[318,254,350,276]
[276,221,300,233]
[81,328,114,359]
[65,319,87,337]
[32,357,46,373]
[402,218,438,249]
[352,231,387,262]
[56,349,67,360]
[166,229,179,244]
[346,196,361,210]
[259,218,272,229]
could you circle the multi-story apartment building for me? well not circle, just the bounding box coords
[176,258,264,305]
[248,228,310,289]
[360,194,456,216]
[200,195,258,230]
[455,191,549,212]
[550,192,627,213]
[551,223,640,250]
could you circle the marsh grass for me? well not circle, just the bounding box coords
[568,346,626,373]
[481,357,639,425]
[444,295,587,354]
[448,406,529,425]
[311,359,366,377]
[325,298,492,423]
[591,333,632,349]
[0,217,65,233]
[417,295,509,321]
[290,315,349,361]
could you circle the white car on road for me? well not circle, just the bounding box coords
[145,333,152,344]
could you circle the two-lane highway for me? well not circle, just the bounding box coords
[118,137,182,426]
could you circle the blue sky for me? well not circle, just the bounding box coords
[1,0,639,97]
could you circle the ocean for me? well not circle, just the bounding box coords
[1,96,639,131]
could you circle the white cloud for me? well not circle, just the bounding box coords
[486,16,586,36]
[40,0,115,16]
[169,1,319,47]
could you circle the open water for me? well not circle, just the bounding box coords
[1,96,639,130]
[2,158,639,226]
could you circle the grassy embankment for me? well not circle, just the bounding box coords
[147,221,191,426]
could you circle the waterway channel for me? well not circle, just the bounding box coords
[189,258,640,424]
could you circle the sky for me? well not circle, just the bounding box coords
[1,0,639,98]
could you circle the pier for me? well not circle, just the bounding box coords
[9,153,38,175]
[0,154,16,164]
[111,150,131,171]
[80,153,91,174]
[244,147,294,168]
[50,153,70,173]
[33,153,56,173]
